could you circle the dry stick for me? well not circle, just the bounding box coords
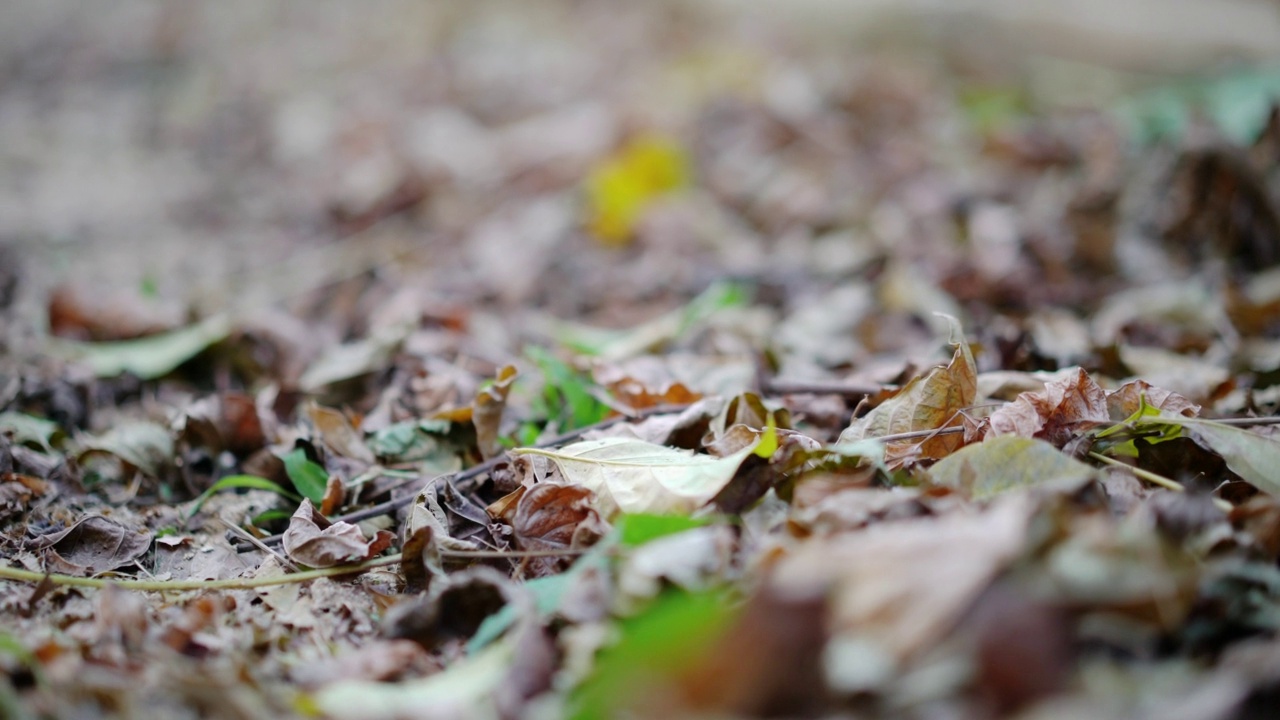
[0,547,587,592]
[764,378,894,397]
[250,403,693,548]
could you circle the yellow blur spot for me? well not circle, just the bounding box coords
[585,134,689,246]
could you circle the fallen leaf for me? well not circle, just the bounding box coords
[30,515,153,575]
[298,327,407,392]
[306,403,374,463]
[1106,379,1200,420]
[512,482,608,550]
[1153,417,1280,497]
[585,133,689,245]
[0,412,62,453]
[774,495,1033,685]
[77,421,174,477]
[839,336,977,463]
[512,438,757,518]
[985,367,1109,446]
[52,314,232,379]
[282,499,394,568]
[929,436,1096,499]
[473,365,518,460]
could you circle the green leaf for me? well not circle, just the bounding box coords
[569,589,738,720]
[513,438,758,518]
[279,448,329,505]
[526,346,610,431]
[251,508,295,526]
[1149,418,1280,497]
[929,436,1096,499]
[617,514,711,547]
[51,314,232,380]
[365,418,454,462]
[0,412,62,452]
[185,474,301,520]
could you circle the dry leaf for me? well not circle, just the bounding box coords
[1106,379,1200,420]
[29,515,154,575]
[839,339,977,464]
[283,499,394,568]
[512,438,758,518]
[985,367,1108,446]
[512,483,607,550]
[473,365,518,460]
[929,436,1096,499]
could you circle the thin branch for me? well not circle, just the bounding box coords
[0,547,590,592]
[764,378,893,397]
[0,555,403,592]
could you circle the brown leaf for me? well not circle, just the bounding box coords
[320,474,346,516]
[30,515,153,576]
[1106,379,1200,420]
[839,339,977,465]
[985,367,1108,446]
[472,365,518,460]
[512,483,607,550]
[283,499,394,568]
[307,402,375,463]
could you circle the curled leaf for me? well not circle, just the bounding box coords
[839,338,976,464]
[512,483,608,550]
[282,499,394,568]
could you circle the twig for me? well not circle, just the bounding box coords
[870,425,966,443]
[0,547,590,592]
[0,555,403,592]
[1089,452,1233,512]
[764,379,893,397]
[215,516,299,572]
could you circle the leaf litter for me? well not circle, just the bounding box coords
[4,2,1280,719]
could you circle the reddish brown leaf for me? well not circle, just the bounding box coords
[1106,379,1200,420]
[512,482,607,550]
[986,367,1108,446]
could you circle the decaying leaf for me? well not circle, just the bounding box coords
[29,515,154,575]
[306,402,375,463]
[929,435,1096,499]
[512,438,758,517]
[473,365,518,460]
[77,421,175,478]
[839,336,977,463]
[511,482,608,550]
[282,499,394,568]
[985,367,1109,446]
[1106,379,1200,420]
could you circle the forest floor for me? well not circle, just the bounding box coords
[4,2,1280,719]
